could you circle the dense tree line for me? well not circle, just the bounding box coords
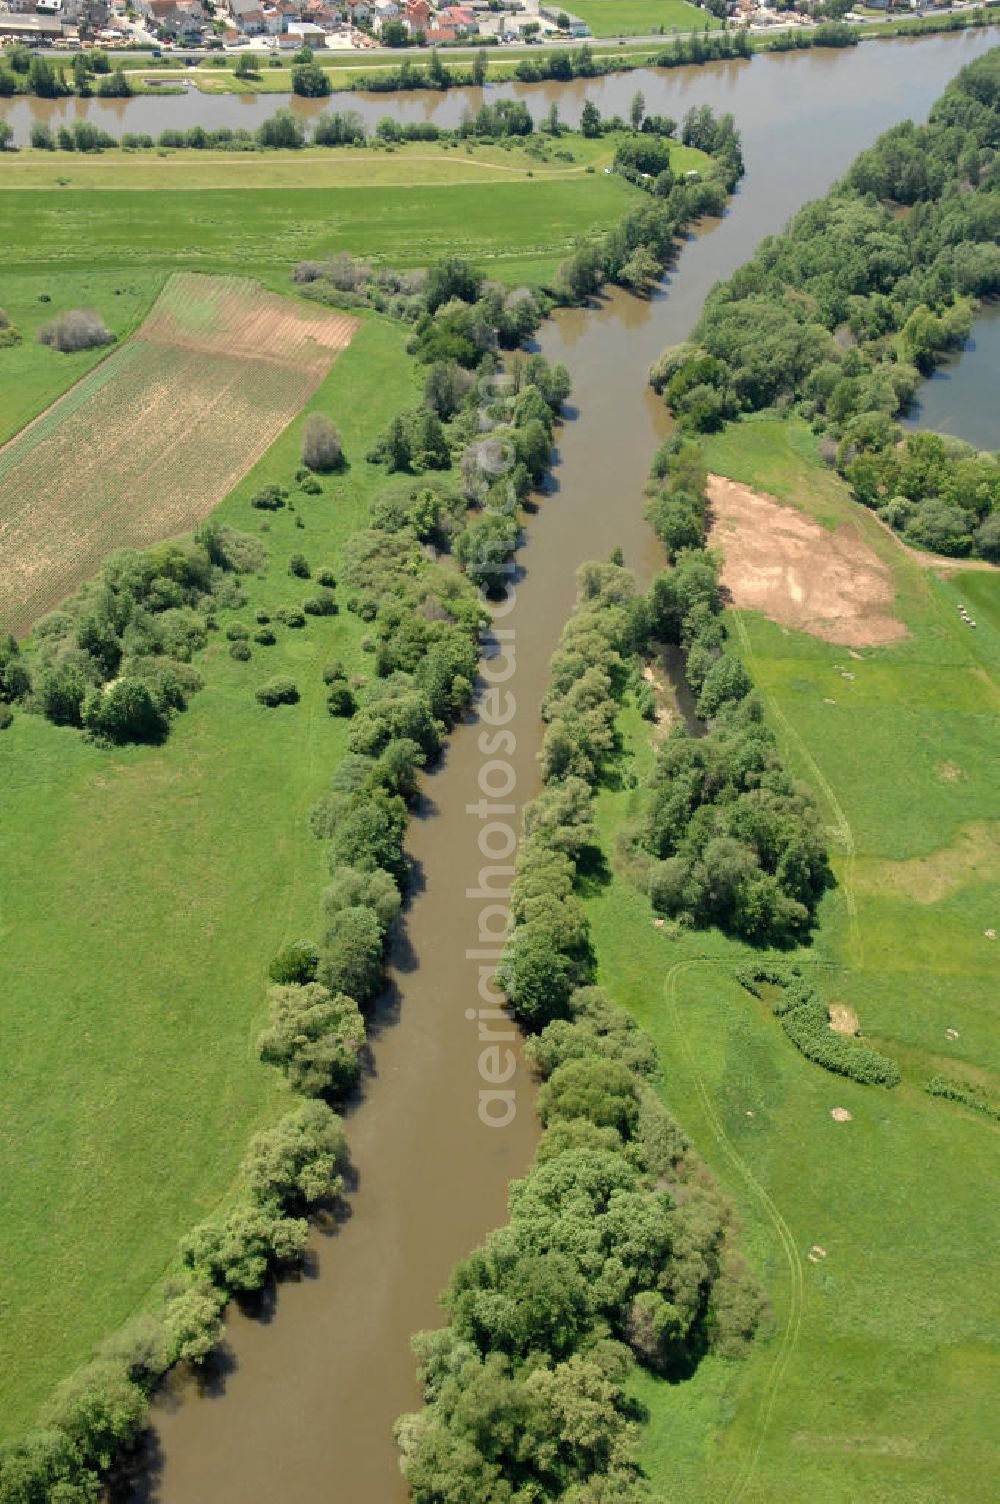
[651,49,1000,559]
[638,441,831,945]
[397,562,762,1501]
[736,967,900,1087]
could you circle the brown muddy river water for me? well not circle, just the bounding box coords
[115,31,998,1504]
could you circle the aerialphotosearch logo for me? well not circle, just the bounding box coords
[464,363,522,1129]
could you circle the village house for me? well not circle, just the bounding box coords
[228,0,267,33]
[401,0,431,34]
[436,4,476,32]
[370,0,400,32]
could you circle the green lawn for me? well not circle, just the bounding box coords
[0,314,422,1437]
[0,166,634,284]
[570,0,718,36]
[583,420,1000,1501]
[0,271,161,447]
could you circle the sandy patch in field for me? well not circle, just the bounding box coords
[706,475,906,647]
[829,1005,860,1036]
[853,820,1000,905]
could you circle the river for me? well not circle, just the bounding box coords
[903,301,1000,451]
[120,31,998,1504]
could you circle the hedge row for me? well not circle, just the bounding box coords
[926,1074,1000,1121]
[736,967,900,1088]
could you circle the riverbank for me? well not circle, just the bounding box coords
[0,6,996,110]
[583,417,999,1502]
[2,28,997,1503]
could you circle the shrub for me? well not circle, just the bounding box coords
[162,1280,225,1365]
[302,413,343,472]
[225,622,249,641]
[317,568,337,588]
[275,607,306,628]
[256,677,299,706]
[254,627,277,646]
[241,1100,348,1207]
[269,939,319,985]
[37,308,113,353]
[536,1056,641,1137]
[229,640,252,662]
[258,981,365,1097]
[289,552,311,579]
[0,705,13,731]
[42,1358,148,1473]
[82,679,168,744]
[0,633,30,701]
[303,591,337,617]
[181,1203,309,1293]
[250,483,287,510]
[319,904,385,1004]
[327,683,356,717]
[324,863,402,932]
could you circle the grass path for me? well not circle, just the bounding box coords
[729,607,864,970]
[663,958,806,1504]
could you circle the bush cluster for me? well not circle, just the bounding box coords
[650,51,1000,557]
[37,308,113,353]
[555,125,739,302]
[12,530,263,743]
[0,1098,347,1497]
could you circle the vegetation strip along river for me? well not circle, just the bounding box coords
[125,30,998,1504]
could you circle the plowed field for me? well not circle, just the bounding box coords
[0,274,358,634]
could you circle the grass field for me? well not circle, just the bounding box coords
[0,273,358,634]
[0,312,424,1439]
[582,419,1000,1501]
[0,137,647,438]
[569,0,717,36]
[0,152,637,290]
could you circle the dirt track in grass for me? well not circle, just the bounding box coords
[0,274,358,636]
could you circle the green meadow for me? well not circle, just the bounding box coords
[0,150,634,286]
[0,136,663,1436]
[0,314,423,1436]
[569,0,717,36]
[584,419,1000,1501]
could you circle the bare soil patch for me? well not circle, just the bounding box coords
[853,820,1000,905]
[829,1005,860,1037]
[706,475,906,647]
[0,275,359,636]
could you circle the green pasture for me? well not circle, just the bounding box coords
[0,270,159,446]
[0,162,634,285]
[0,315,422,1437]
[569,0,717,36]
[583,420,1000,1501]
[0,137,644,435]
